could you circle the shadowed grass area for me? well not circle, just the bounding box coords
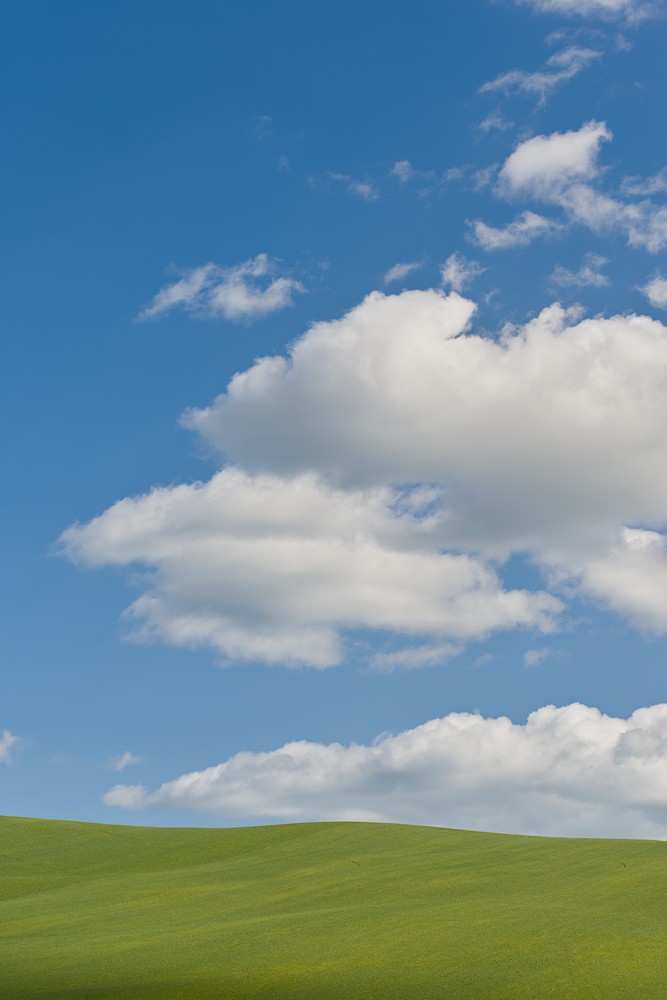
[1,816,666,998]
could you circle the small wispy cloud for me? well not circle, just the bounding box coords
[441,253,485,292]
[391,160,417,183]
[515,0,657,22]
[138,254,304,322]
[251,114,273,140]
[0,730,23,765]
[371,643,460,672]
[523,648,551,668]
[470,211,562,250]
[108,751,143,772]
[621,167,667,197]
[480,46,601,105]
[384,261,423,284]
[328,173,379,201]
[550,253,609,287]
[470,652,495,669]
[479,112,515,133]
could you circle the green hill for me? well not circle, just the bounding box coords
[1,816,666,999]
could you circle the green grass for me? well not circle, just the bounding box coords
[1,817,666,998]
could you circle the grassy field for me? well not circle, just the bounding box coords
[1,817,666,998]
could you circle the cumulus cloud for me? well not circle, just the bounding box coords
[138,255,304,322]
[515,0,657,21]
[548,529,667,633]
[550,253,609,287]
[0,730,21,765]
[640,275,667,309]
[441,253,485,292]
[181,290,667,631]
[384,261,423,284]
[471,211,561,250]
[480,47,601,104]
[64,287,667,663]
[103,702,667,838]
[499,121,612,199]
[60,467,558,669]
[495,122,667,253]
[108,751,143,772]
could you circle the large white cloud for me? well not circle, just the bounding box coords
[104,702,667,838]
[185,290,667,548]
[63,287,667,657]
[61,467,559,668]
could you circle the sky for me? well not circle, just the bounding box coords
[3,0,667,838]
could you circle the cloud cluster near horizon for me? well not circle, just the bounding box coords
[104,702,667,838]
[62,286,667,667]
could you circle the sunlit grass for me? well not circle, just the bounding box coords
[1,816,666,998]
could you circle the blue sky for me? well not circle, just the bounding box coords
[3,0,667,837]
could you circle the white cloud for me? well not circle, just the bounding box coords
[499,121,612,199]
[390,160,436,184]
[497,122,667,253]
[180,289,667,631]
[138,255,304,322]
[384,261,423,284]
[547,528,667,633]
[108,751,143,772]
[479,113,515,133]
[523,647,551,667]
[0,730,21,765]
[329,173,379,201]
[60,467,559,669]
[515,0,657,21]
[471,211,561,250]
[441,253,485,291]
[65,287,667,663]
[391,160,416,183]
[559,185,667,252]
[103,702,667,838]
[550,253,609,287]
[622,167,667,197]
[480,47,601,104]
[640,275,667,309]
[371,643,461,672]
